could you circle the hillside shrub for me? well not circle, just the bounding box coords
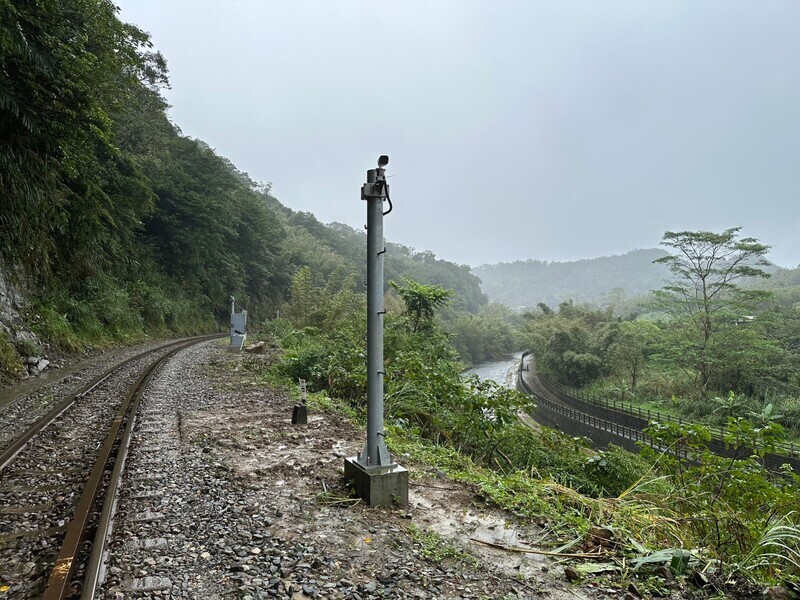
[276,328,329,390]
[585,444,651,497]
[641,420,800,580]
[0,334,24,384]
[27,298,81,352]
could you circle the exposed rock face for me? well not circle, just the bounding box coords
[0,268,27,336]
[0,268,44,379]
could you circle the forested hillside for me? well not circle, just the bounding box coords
[474,249,672,308]
[1,0,280,336]
[522,230,800,434]
[0,1,490,380]
[267,205,487,315]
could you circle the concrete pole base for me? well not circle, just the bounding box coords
[344,457,409,507]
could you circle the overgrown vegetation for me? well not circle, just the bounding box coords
[255,258,800,592]
[640,419,800,580]
[0,333,23,384]
[523,228,800,440]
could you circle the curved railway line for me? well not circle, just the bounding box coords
[0,335,220,599]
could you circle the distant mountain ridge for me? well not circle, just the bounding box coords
[472,249,672,309]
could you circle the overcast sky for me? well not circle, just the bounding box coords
[117,1,800,268]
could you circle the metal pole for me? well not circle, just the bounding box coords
[359,160,392,467]
[230,296,235,343]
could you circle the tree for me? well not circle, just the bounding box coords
[390,278,453,333]
[523,302,618,386]
[610,320,660,389]
[286,266,315,327]
[653,228,771,393]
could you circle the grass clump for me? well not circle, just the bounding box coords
[407,524,475,565]
[0,333,24,384]
[15,338,41,357]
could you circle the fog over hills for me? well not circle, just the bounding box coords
[472,249,673,309]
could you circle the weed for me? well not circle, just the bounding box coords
[407,524,474,565]
[316,491,361,507]
[27,301,81,352]
[306,391,360,422]
[0,333,24,383]
[14,337,40,357]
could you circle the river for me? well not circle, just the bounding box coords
[463,352,522,388]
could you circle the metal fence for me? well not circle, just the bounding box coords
[517,352,800,472]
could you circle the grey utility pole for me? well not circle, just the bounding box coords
[360,156,391,467]
[344,155,408,506]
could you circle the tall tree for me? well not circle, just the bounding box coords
[610,320,660,389]
[653,227,771,393]
[523,302,618,386]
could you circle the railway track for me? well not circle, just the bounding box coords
[0,335,220,599]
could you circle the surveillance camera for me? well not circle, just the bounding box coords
[378,155,389,168]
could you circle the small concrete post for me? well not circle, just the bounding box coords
[344,155,408,506]
[292,379,308,425]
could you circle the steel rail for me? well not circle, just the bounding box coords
[77,340,188,600]
[41,335,218,599]
[0,335,218,472]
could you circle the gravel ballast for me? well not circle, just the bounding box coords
[96,341,591,599]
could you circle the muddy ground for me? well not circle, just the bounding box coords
[185,347,649,599]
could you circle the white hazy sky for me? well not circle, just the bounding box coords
[117,1,800,268]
